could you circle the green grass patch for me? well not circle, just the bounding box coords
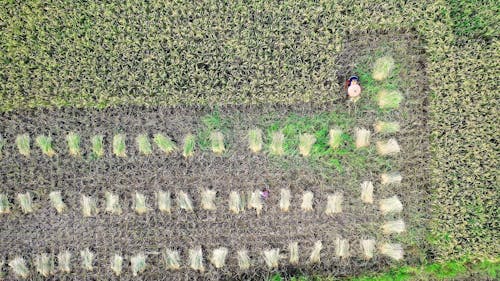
[153,134,176,155]
[15,134,30,157]
[182,134,196,158]
[113,134,127,157]
[35,135,56,157]
[66,132,81,156]
[136,134,152,155]
[90,135,104,158]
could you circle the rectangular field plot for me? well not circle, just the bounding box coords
[0,35,429,280]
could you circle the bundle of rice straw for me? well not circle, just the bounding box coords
[325,193,343,215]
[263,249,280,268]
[355,128,370,148]
[176,191,194,212]
[381,172,402,185]
[105,192,122,215]
[309,241,322,264]
[201,189,217,211]
[189,247,204,272]
[34,253,54,277]
[382,219,406,234]
[58,251,71,273]
[335,238,349,258]
[157,190,171,213]
[248,190,263,215]
[379,243,404,260]
[376,138,401,156]
[289,242,299,265]
[229,191,244,214]
[279,189,291,212]
[237,250,251,270]
[360,181,374,204]
[130,253,146,276]
[301,191,314,212]
[110,254,123,276]
[163,249,181,270]
[379,196,403,215]
[209,247,228,269]
[360,239,376,259]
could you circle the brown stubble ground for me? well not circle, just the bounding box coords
[0,33,429,280]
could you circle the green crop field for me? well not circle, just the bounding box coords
[0,0,498,280]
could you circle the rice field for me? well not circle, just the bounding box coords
[1,0,497,280]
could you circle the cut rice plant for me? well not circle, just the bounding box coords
[301,191,314,212]
[361,181,374,204]
[381,172,403,184]
[182,134,195,158]
[81,195,98,217]
[57,251,71,273]
[248,190,263,215]
[201,189,217,211]
[210,131,225,154]
[335,238,349,258]
[110,254,123,276]
[34,253,54,277]
[0,194,10,214]
[269,131,284,156]
[80,248,94,271]
[263,249,280,269]
[376,138,401,156]
[379,196,403,215]
[105,192,122,215]
[379,243,404,260]
[289,242,299,265]
[374,121,400,134]
[176,191,193,212]
[90,135,104,158]
[279,188,291,212]
[248,128,263,153]
[229,191,244,214]
[163,249,181,270]
[136,134,152,155]
[309,241,322,264]
[361,239,376,260]
[130,253,146,276]
[382,219,406,234]
[134,192,149,214]
[237,250,250,270]
[377,90,403,109]
[298,133,316,157]
[189,247,204,272]
[372,56,395,81]
[355,128,371,148]
[16,134,31,157]
[112,134,127,157]
[9,257,29,278]
[35,135,56,157]
[210,247,228,269]
[329,129,343,149]
[17,192,33,214]
[157,191,171,213]
[325,193,343,215]
[153,133,177,155]
[66,132,81,156]
[49,191,66,213]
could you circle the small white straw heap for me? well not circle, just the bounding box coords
[379,196,403,215]
[289,242,299,265]
[360,181,374,204]
[355,128,371,148]
[105,192,122,215]
[248,190,263,215]
[49,191,66,213]
[189,247,204,272]
[229,191,244,214]
[0,194,11,214]
[279,188,291,212]
[81,195,98,217]
[110,254,123,276]
[58,251,71,273]
[381,172,402,185]
[325,193,343,215]
[309,241,322,264]
[361,239,376,260]
[34,253,54,277]
[382,220,406,234]
[17,192,33,214]
[379,243,404,260]
[9,257,29,278]
[80,248,94,271]
[237,250,251,270]
[209,247,228,269]
[133,192,149,214]
[263,249,280,269]
[164,249,181,270]
[201,189,217,211]
[177,191,194,212]
[301,191,314,212]
[335,238,349,258]
[376,138,401,156]
[131,253,146,276]
[157,191,171,213]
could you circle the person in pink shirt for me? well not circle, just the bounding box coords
[344,75,362,102]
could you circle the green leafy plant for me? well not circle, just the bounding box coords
[113,134,127,157]
[136,134,152,155]
[35,135,56,157]
[66,132,81,156]
[153,134,176,155]
[16,134,30,157]
[91,135,104,158]
[182,134,195,158]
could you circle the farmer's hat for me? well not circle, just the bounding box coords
[349,75,359,82]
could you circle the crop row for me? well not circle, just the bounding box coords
[2,240,405,279]
[0,187,403,217]
[0,128,401,159]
